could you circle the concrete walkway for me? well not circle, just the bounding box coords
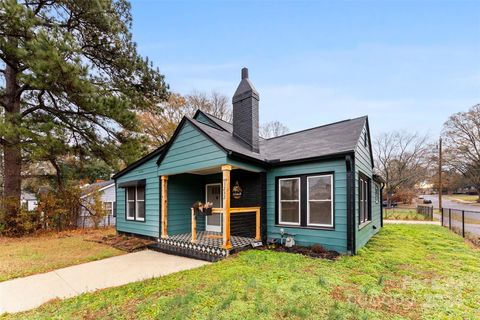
[0,250,208,314]
[384,219,441,225]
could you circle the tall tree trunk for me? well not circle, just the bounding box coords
[3,65,22,216]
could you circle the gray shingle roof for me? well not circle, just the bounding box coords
[263,117,367,162]
[81,180,114,196]
[189,113,367,164]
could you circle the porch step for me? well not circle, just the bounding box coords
[149,238,229,262]
[148,233,259,262]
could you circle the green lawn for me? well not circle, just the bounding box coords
[4,225,479,320]
[445,194,480,203]
[384,209,435,221]
[0,228,123,282]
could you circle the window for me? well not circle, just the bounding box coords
[103,202,113,215]
[359,175,371,225]
[136,186,145,221]
[126,187,135,220]
[307,175,333,227]
[279,178,300,225]
[375,185,380,204]
[277,173,335,229]
[126,186,145,221]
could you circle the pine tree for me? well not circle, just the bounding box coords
[0,0,168,221]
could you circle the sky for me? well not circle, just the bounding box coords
[130,0,480,138]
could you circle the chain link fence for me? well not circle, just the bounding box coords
[441,208,480,243]
[76,214,116,229]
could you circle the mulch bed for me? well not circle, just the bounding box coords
[85,234,155,252]
[258,244,340,260]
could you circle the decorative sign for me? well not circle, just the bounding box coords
[232,181,242,199]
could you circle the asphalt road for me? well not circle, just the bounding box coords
[422,194,480,212]
[422,195,480,237]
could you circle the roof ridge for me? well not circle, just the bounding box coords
[265,115,367,140]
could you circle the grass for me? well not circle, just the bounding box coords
[445,194,480,203]
[4,225,480,319]
[0,228,123,282]
[384,209,435,221]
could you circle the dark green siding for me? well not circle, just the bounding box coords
[266,160,348,253]
[355,123,381,251]
[158,122,227,175]
[116,155,160,238]
[194,113,223,130]
[167,174,204,235]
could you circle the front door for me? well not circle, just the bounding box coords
[205,183,222,232]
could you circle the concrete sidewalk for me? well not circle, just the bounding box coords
[384,220,441,225]
[0,250,208,314]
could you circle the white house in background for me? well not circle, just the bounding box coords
[79,180,116,228]
[21,192,38,211]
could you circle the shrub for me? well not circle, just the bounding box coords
[0,198,42,236]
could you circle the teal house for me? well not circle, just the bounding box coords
[113,68,383,261]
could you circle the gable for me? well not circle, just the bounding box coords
[193,111,224,130]
[355,122,374,174]
[158,121,228,175]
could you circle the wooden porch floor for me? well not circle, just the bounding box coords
[149,231,260,262]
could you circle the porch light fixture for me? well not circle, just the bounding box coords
[232,181,242,200]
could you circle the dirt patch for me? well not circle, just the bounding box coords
[85,234,154,252]
[259,244,340,260]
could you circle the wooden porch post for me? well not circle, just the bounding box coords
[222,165,232,249]
[161,175,168,238]
[191,208,197,242]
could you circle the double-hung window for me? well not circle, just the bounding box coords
[359,175,371,225]
[126,186,145,221]
[307,175,333,227]
[103,202,113,216]
[278,178,300,225]
[277,173,335,229]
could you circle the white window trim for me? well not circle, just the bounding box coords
[135,187,145,221]
[205,183,222,232]
[278,177,301,226]
[359,177,370,225]
[103,201,114,216]
[126,187,135,220]
[307,175,334,227]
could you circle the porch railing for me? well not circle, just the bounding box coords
[191,207,261,247]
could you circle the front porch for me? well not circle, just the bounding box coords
[153,163,266,261]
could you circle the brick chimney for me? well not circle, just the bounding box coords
[232,67,260,152]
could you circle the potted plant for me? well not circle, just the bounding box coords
[193,201,204,215]
[203,202,213,215]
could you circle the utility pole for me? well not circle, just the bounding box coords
[438,137,442,211]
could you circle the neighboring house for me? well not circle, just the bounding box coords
[21,192,38,211]
[79,180,116,228]
[113,68,384,261]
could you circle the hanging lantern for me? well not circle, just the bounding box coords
[232,181,242,199]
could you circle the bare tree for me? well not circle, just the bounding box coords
[260,121,290,138]
[374,131,432,204]
[186,91,232,122]
[442,104,480,202]
[137,91,232,149]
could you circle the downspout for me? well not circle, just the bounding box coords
[346,155,356,255]
[380,182,385,228]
